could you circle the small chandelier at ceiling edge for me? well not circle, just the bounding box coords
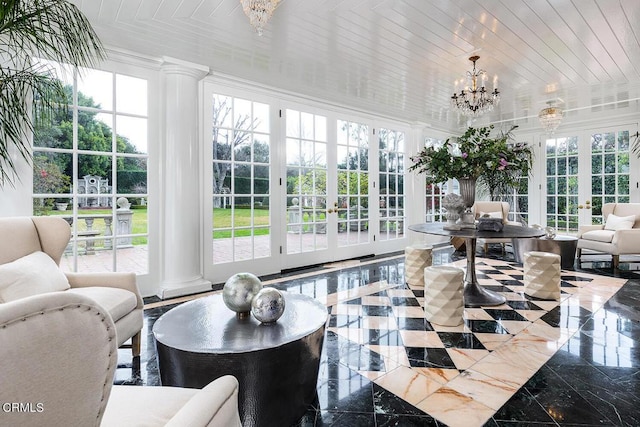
[538,101,564,133]
[240,0,280,36]
[450,55,500,118]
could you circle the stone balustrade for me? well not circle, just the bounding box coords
[62,210,133,254]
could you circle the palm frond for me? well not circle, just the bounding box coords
[0,0,106,187]
[0,0,105,66]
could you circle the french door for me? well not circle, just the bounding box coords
[282,107,377,269]
[544,125,637,234]
[203,85,409,283]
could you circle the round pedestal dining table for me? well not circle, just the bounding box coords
[409,222,545,307]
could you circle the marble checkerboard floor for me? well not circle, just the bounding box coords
[322,258,627,426]
[123,249,640,426]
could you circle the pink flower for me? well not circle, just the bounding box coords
[461,152,468,158]
[497,158,508,170]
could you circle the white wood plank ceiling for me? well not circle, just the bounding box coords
[73,0,640,131]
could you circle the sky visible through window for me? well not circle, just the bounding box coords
[36,58,148,153]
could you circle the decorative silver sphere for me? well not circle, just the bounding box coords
[223,272,262,318]
[545,226,556,239]
[251,288,285,324]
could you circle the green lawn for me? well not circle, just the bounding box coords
[211,208,327,238]
[47,207,320,242]
[213,208,270,238]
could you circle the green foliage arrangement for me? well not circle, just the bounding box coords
[0,0,105,187]
[409,125,533,198]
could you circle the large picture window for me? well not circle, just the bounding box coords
[32,62,149,274]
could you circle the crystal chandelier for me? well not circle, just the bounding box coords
[450,56,500,117]
[538,101,564,133]
[240,0,280,36]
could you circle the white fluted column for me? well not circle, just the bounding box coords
[158,57,211,299]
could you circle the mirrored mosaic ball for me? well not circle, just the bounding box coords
[223,272,263,315]
[251,287,286,324]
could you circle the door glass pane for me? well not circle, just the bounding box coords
[590,130,630,225]
[379,128,405,240]
[546,136,579,233]
[285,109,328,254]
[337,120,369,247]
[212,95,271,263]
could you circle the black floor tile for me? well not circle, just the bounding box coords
[522,365,572,391]
[580,389,640,427]
[466,319,510,334]
[339,341,386,372]
[372,383,430,416]
[527,387,614,425]
[314,378,374,413]
[390,296,421,306]
[485,309,529,322]
[482,285,517,293]
[396,317,435,331]
[405,347,457,369]
[376,413,440,426]
[329,314,363,328]
[492,389,557,424]
[545,347,593,368]
[437,332,487,349]
[364,328,404,346]
[362,305,394,316]
[506,300,544,310]
[538,306,591,329]
[314,411,376,427]
[499,280,526,287]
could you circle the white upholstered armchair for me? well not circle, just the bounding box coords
[577,203,640,269]
[0,216,142,356]
[0,292,241,426]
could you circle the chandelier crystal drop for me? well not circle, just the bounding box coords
[538,101,564,133]
[450,56,500,117]
[240,0,280,36]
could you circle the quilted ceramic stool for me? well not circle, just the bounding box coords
[404,245,433,287]
[423,266,464,326]
[524,251,561,300]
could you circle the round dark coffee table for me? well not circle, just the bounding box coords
[153,292,328,427]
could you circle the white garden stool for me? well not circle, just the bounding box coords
[404,245,433,287]
[423,266,464,326]
[524,251,561,300]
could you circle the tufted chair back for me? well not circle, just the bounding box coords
[0,292,117,426]
[0,216,71,265]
